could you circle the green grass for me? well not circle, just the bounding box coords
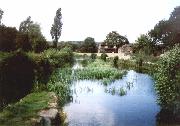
[75,59,126,85]
[0,91,52,126]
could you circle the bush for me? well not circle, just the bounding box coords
[0,51,35,107]
[15,32,32,52]
[155,45,180,113]
[42,47,74,68]
[113,56,119,68]
[101,53,108,61]
[27,52,52,86]
[91,53,97,61]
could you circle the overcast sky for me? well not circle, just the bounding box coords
[0,0,179,42]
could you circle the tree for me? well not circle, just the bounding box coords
[104,31,129,48]
[50,8,63,48]
[81,37,97,53]
[19,16,33,33]
[0,26,18,52]
[148,20,171,49]
[19,16,47,52]
[15,32,32,51]
[148,6,180,51]
[0,8,4,25]
[134,34,155,55]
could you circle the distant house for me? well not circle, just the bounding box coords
[98,43,118,53]
[118,44,133,55]
[98,43,132,54]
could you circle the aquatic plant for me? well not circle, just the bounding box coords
[74,59,126,85]
[47,68,72,106]
[119,87,127,96]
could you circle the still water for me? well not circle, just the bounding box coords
[63,70,160,126]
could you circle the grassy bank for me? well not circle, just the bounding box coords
[0,92,53,126]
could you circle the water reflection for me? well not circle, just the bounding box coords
[64,70,161,126]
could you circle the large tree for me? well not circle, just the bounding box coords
[81,37,97,53]
[50,8,63,48]
[148,6,180,51]
[0,8,4,25]
[134,34,155,55]
[19,16,47,52]
[104,31,129,48]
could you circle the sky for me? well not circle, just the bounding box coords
[0,0,179,43]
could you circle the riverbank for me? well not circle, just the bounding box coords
[0,91,60,126]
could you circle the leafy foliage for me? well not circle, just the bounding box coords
[42,47,74,68]
[155,45,180,112]
[81,37,97,53]
[74,59,126,85]
[113,56,119,68]
[0,8,3,25]
[104,31,129,48]
[90,53,97,61]
[100,53,108,61]
[148,6,180,52]
[0,51,35,107]
[47,68,72,106]
[0,26,18,52]
[19,16,47,52]
[50,8,63,48]
[15,32,32,51]
[134,34,155,55]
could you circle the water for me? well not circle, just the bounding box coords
[63,70,160,126]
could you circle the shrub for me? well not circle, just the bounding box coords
[0,51,35,106]
[42,47,74,68]
[113,56,119,68]
[101,53,108,61]
[155,45,180,112]
[91,53,97,61]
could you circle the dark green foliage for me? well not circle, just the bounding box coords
[101,53,108,61]
[42,47,74,68]
[0,26,18,52]
[19,17,48,53]
[31,54,52,85]
[0,8,3,25]
[148,6,180,52]
[134,34,155,55]
[80,59,88,67]
[57,41,77,51]
[0,51,35,107]
[48,68,72,106]
[81,37,97,53]
[50,8,63,48]
[90,53,97,60]
[155,45,180,112]
[113,56,119,68]
[33,38,48,53]
[15,32,32,52]
[104,31,129,48]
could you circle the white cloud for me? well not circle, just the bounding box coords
[0,0,179,42]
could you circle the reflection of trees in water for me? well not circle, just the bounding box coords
[156,109,180,126]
